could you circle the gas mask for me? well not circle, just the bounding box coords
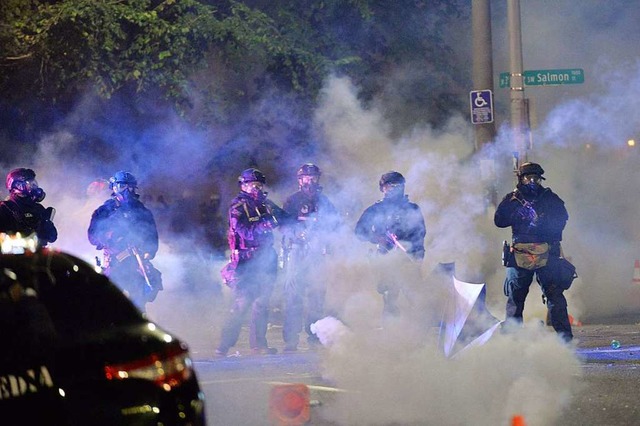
[298,175,322,196]
[13,179,46,203]
[382,183,405,201]
[113,182,138,204]
[518,174,542,196]
[242,181,267,202]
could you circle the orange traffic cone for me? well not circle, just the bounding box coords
[633,260,640,284]
[269,383,310,426]
[511,414,527,426]
[568,314,583,327]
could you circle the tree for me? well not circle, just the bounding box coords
[0,0,468,147]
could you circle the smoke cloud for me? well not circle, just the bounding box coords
[2,2,640,423]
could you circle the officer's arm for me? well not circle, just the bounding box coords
[38,219,58,244]
[88,209,108,249]
[494,193,520,228]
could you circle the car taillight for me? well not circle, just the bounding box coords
[104,342,193,391]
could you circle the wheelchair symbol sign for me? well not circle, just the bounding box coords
[470,90,494,124]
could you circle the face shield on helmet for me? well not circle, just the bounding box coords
[517,162,545,194]
[241,181,265,201]
[109,171,138,203]
[238,168,267,201]
[6,168,46,203]
[296,163,322,196]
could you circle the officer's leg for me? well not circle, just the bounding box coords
[217,284,252,354]
[539,279,573,342]
[305,275,326,344]
[382,284,401,318]
[504,266,534,322]
[283,274,304,350]
[111,263,147,312]
[251,269,276,350]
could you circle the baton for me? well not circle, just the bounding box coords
[386,231,420,263]
[130,246,153,292]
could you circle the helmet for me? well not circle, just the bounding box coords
[238,168,266,185]
[6,168,36,192]
[297,163,322,196]
[379,171,406,192]
[6,168,45,202]
[109,171,138,188]
[296,163,321,178]
[517,162,545,180]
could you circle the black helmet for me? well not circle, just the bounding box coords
[379,171,406,191]
[296,163,321,178]
[517,162,545,180]
[238,168,266,185]
[6,168,36,191]
[109,171,138,188]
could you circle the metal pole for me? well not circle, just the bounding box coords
[472,0,496,152]
[507,0,528,169]
[472,0,498,206]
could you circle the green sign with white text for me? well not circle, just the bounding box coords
[499,69,584,88]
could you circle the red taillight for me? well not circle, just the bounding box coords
[104,342,193,390]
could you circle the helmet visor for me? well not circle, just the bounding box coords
[14,178,39,192]
[241,181,264,196]
[299,175,319,186]
[113,182,136,193]
[521,174,542,185]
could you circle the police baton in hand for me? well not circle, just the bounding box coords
[385,231,420,263]
[130,246,153,292]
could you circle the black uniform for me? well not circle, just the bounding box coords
[495,173,573,342]
[217,191,291,355]
[0,196,57,245]
[281,189,340,350]
[88,195,161,311]
[355,194,426,316]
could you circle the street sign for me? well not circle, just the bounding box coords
[523,68,584,86]
[470,90,493,124]
[499,72,511,88]
[499,69,584,88]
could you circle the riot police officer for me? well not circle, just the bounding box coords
[355,171,426,317]
[281,163,341,352]
[0,168,57,246]
[495,162,574,342]
[216,168,291,357]
[88,171,162,311]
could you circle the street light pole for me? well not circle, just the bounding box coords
[507,0,529,170]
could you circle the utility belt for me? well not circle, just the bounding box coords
[232,247,260,261]
[103,249,132,268]
[502,241,561,270]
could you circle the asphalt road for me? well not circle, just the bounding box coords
[187,317,640,426]
[559,319,640,426]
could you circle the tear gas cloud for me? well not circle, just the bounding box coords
[1,1,639,424]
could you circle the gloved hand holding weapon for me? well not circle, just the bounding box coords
[130,245,153,293]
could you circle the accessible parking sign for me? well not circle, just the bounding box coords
[470,90,494,124]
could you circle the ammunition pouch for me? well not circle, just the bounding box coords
[143,263,163,302]
[539,256,577,290]
[512,242,549,270]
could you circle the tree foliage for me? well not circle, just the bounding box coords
[0,0,467,132]
[0,0,342,107]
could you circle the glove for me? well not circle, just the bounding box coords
[516,204,538,225]
[256,215,277,233]
[376,235,395,254]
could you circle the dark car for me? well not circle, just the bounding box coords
[0,234,205,425]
